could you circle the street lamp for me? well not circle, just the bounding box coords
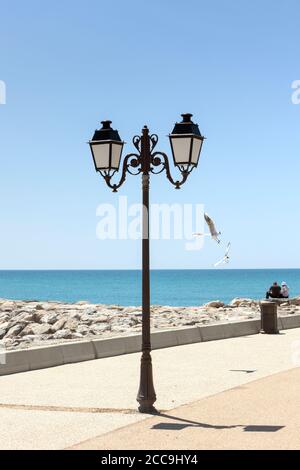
[89,120,125,174]
[88,113,205,413]
[169,113,204,170]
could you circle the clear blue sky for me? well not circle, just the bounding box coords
[0,0,299,269]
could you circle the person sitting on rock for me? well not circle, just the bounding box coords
[266,282,281,299]
[281,281,289,299]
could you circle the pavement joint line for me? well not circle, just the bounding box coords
[0,403,147,414]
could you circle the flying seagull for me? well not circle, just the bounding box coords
[204,213,221,243]
[214,242,231,267]
[193,213,221,244]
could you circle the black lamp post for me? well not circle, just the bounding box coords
[89,114,205,413]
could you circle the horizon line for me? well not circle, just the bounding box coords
[0,268,299,272]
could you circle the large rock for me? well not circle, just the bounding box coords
[31,311,45,323]
[82,307,97,315]
[20,334,36,342]
[93,315,109,323]
[128,316,140,326]
[53,329,72,340]
[80,315,93,325]
[122,307,141,314]
[68,311,82,320]
[77,325,89,335]
[230,298,257,307]
[41,312,59,325]
[0,328,7,339]
[39,303,57,311]
[203,301,225,308]
[0,313,11,323]
[290,297,300,306]
[0,321,9,331]
[35,304,45,310]
[0,302,15,312]
[70,332,83,339]
[5,324,24,338]
[18,312,36,322]
[89,324,110,334]
[52,318,67,332]
[21,323,52,336]
[64,319,79,331]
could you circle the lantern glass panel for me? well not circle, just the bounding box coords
[191,138,203,165]
[111,142,123,170]
[91,142,110,170]
[171,136,192,164]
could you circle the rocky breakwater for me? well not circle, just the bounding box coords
[0,297,299,351]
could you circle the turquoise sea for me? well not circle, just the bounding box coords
[0,270,299,306]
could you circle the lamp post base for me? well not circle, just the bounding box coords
[136,351,157,414]
[138,404,158,414]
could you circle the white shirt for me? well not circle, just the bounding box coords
[281,285,289,298]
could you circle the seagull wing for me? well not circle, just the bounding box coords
[193,233,211,238]
[214,256,227,267]
[204,213,217,236]
[204,213,221,242]
[225,242,231,256]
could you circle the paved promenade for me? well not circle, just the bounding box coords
[0,327,300,449]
